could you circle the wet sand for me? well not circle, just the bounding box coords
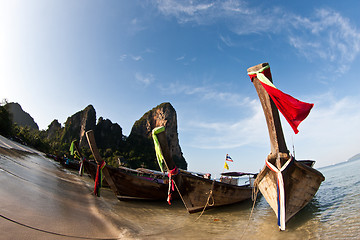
[0,136,128,240]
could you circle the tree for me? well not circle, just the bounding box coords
[0,105,13,137]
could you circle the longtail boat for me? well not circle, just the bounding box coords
[84,130,174,201]
[247,62,325,230]
[152,126,255,213]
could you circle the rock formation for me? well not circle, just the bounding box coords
[94,117,123,150]
[60,105,96,147]
[5,102,39,130]
[129,102,187,170]
[47,119,62,140]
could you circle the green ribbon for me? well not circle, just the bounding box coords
[152,126,165,172]
[247,65,277,88]
[69,140,81,160]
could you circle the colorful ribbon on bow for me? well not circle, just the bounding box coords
[152,126,166,172]
[94,161,106,197]
[248,64,314,134]
[167,166,179,205]
[265,155,294,230]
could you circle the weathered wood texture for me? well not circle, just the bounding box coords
[248,62,325,225]
[84,160,171,200]
[180,173,253,213]
[248,63,288,164]
[256,161,324,222]
[85,130,119,196]
[155,128,254,213]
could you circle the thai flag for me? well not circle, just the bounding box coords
[226,154,233,162]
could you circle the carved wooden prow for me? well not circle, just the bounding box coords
[156,130,176,171]
[85,130,119,195]
[247,63,289,167]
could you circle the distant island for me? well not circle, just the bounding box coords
[347,153,360,162]
[0,100,187,171]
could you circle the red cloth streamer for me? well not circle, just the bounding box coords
[167,166,179,205]
[94,161,106,197]
[249,67,313,134]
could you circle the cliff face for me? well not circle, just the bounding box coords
[61,105,96,147]
[129,102,187,170]
[47,119,62,140]
[5,102,39,130]
[41,102,187,170]
[94,117,123,150]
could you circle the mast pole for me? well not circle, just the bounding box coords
[247,63,289,167]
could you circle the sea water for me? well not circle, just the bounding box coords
[1,148,359,239]
[94,158,360,239]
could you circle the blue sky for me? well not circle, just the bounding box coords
[1,0,360,175]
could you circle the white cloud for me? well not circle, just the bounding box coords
[287,9,360,73]
[153,1,360,74]
[178,86,360,167]
[161,81,251,107]
[182,100,268,149]
[119,54,127,61]
[155,0,215,23]
[176,55,185,61]
[219,34,233,47]
[131,55,143,61]
[135,72,155,85]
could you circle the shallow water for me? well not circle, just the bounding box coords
[92,158,360,240]
[1,142,359,239]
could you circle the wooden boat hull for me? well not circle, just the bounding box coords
[255,160,325,223]
[178,173,254,213]
[83,160,171,201]
[59,158,80,170]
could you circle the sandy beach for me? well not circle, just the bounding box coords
[0,135,130,240]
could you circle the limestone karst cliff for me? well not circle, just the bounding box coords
[129,102,187,170]
[5,102,39,130]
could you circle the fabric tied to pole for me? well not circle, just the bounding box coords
[152,126,166,172]
[94,161,106,197]
[248,65,314,134]
[78,157,85,176]
[265,155,294,230]
[167,166,179,205]
[69,140,81,160]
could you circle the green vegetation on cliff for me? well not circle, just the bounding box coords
[0,101,187,171]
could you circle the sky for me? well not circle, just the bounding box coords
[1,0,360,175]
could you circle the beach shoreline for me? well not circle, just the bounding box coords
[0,138,131,240]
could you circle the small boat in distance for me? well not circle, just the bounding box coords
[247,62,325,230]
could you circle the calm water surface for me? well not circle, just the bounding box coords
[93,158,360,240]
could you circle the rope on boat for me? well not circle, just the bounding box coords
[195,179,216,221]
[0,213,121,240]
[239,185,260,240]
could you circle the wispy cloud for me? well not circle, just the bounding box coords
[182,100,268,149]
[153,0,360,74]
[155,0,215,24]
[219,34,234,47]
[181,90,360,167]
[119,54,144,62]
[135,72,155,85]
[119,54,127,61]
[287,9,360,73]
[176,55,185,61]
[161,81,251,107]
[131,55,143,61]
